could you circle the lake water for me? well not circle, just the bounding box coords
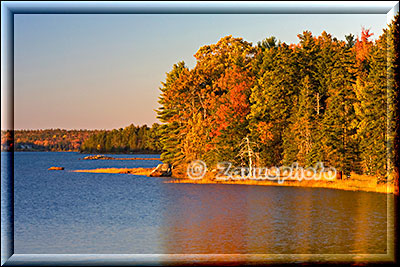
[10,152,388,254]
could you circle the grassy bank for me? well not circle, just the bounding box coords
[167,172,394,194]
[70,167,394,194]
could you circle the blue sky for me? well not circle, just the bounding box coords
[14,14,388,129]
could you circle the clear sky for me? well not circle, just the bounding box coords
[14,14,388,130]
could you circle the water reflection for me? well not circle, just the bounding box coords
[161,184,249,253]
[162,184,388,255]
[351,191,387,253]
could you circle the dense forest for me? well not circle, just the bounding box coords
[79,123,162,153]
[157,17,398,184]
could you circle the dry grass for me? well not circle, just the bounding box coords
[167,172,394,194]
[72,167,153,176]
[71,167,394,194]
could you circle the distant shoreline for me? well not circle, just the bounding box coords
[80,154,160,160]
[11,150,161,155]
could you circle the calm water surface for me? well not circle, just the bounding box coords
[11,152,388,254]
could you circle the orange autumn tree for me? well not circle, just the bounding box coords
[208,66,254,165]
[212,67,252,137]
[158,36,256,169]
[355,27,374,68]
[184,36,256,167]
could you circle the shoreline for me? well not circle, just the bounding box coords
[79,151,161,155]
[80,156,161,161]
[71,168,154,176]
[11,150,161,155]
[166,177,393,194]
[69,167,394,194]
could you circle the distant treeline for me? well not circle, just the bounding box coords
[1,124,162,154]
[79,123,162,154]
[157,16,399,183]
[1,129,101,152]
[1,131,13,151]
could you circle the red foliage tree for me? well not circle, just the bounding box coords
[355,27,374,63]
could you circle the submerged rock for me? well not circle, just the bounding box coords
[148,163,172,177]
[48,166,64,170]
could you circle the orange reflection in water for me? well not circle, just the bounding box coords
[161,184,250,254]
[160,184,388,256]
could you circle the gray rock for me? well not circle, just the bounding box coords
[149,163,172,177]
